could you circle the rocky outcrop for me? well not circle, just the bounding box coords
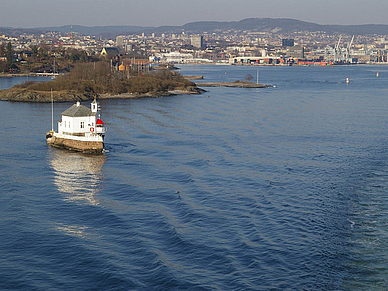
[0,88,93,103]
[0,87,205,103]
[184,75,204,80]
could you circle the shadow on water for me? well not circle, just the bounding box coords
[47,148,106,206]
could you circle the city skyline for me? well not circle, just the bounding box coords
[1,0,388,29]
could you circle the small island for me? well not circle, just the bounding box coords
[0,44,271,102]
[0,44,206,102]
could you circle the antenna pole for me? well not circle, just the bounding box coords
[51,88,54,131]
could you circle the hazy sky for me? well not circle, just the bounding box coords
[1,0,388,28]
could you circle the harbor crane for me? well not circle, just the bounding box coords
[344,35,354,63]
[334,36,342,62]
[325,35,354,64]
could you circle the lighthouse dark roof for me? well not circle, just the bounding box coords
[61,103,96,117]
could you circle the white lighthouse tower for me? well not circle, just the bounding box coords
[91,98,98,113]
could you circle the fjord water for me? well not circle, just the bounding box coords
[1,65,388,290]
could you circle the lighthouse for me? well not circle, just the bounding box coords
[58,100,100,136]
[46,98,106,153]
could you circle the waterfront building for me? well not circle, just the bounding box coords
[46,99,106,153]
[152,51,194,63]
[287,46,304,59]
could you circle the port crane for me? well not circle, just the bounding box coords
[325,35,354,63]
[344,35,354,63]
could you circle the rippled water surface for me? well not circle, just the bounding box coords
[1,65,388,290]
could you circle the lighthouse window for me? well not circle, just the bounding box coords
[64,121,66,127]
[80,121,84,129]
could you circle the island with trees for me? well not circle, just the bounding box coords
[0,43,204,102]
[0,42,271,102]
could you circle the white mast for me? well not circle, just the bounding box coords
[51,88,54,131]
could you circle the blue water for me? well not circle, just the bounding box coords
[0,76,50,90]
[1,66,388,290]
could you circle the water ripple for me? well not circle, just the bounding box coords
[2,65,388,289]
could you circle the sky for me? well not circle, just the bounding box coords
[1,0,388,28]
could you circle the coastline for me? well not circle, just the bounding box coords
[0,78,272,102]
[98,89,206,100]
[0,87,206,103]
[198,82,271,88]
[0,73,58,78]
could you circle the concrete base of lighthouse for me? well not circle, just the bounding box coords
[46,132,104,154]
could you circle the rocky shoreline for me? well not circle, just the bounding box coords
[98,87,206,100]
[0,87,206,103]
[0,89,91,103]
[0,80,270,103]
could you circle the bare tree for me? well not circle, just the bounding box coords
[245,74,253,82]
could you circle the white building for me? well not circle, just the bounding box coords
[47,99,107,153]
[57,99,105,139]
[152,51,194,63]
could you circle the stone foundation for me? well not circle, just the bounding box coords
[47,136,104,154]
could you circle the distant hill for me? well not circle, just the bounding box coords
[1,18,388,38]
[181,18,322,33]
[38,25,154,36]
[180,18,388,35]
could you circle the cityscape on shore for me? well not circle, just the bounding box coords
[1,19,388,74]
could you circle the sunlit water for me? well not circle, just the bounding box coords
[1,66,388,290]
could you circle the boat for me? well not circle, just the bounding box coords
[46,98,107,153]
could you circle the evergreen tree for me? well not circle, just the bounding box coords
[30,45,38,56]
[6,42,13,68]
[0,43,5,57]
